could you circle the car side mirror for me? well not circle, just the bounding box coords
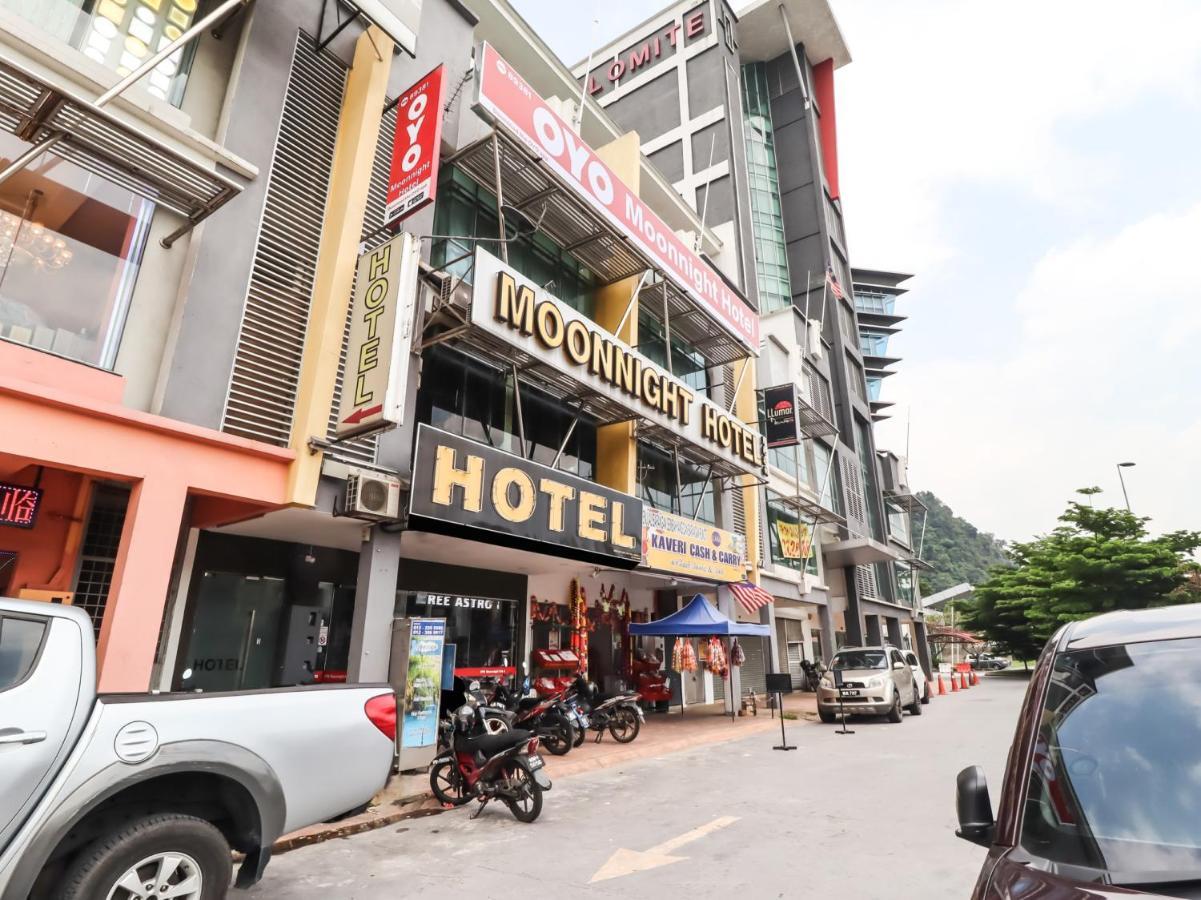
[892,661,905,670]
[956,765,996,847]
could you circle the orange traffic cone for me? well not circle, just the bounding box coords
[971,670,979,686]
[950,673,959,692]
[937,674,946,695]
[963,672,971,689]
[959,672,967,690]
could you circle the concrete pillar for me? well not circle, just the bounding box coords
[717,591,739,714]
[348,527,403,683]
[96,478,188,692]
[885,615,903,649]
[913,618,934,679]
[865,614,882,646]
[818,605,836,663]
[844,568,865,645]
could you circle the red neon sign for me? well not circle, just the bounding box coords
[385,64,447,227]
[474,42,759,355]
[0,483,41,529]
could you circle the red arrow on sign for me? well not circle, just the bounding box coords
[342,404,383,425]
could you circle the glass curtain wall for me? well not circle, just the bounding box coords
[740,63,793,313]
[638,441,715,524]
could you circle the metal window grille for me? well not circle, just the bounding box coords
[855,564,879,601]
[72,485,130,636]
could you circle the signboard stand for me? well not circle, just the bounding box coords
[833,668,855,736]
[388,617,447,771]
[765,672,795,751]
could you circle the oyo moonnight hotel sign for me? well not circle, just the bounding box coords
[410,425,643,565]
[471,248,763,476]
[473,41,759,355]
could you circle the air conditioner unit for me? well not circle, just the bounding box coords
[344,468,401,522]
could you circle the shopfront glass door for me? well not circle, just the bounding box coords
[180,573,285,692]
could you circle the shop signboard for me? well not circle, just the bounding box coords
[641,506,747,583]
[0,482,41,529]
[384,64,445,227]
[473,41,759,356]
[397,618,446,766]
[773,519,812,560]
[410,424,644,565]
[470,248,763,478]
[763,384,800,448]
[335,232,421,439]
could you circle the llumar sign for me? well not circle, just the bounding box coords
[410,425,643,564]
[763,384,800,448]
[471,248,763,476]
[336,232,421,439]
[473,41,759,355]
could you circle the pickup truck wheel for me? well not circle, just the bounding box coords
[58,814,230,900]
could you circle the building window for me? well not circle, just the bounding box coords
[638,441,715,524]
[853,289,895,315]
[887,501,910,546]
[895,561,915,608]
[859,331,889,357]
[431,166,596,317]
[765,493,818,575]
[855,418,883,540]
[638,307,711,398]
[812,440,841,515]
[845,352,867,403]
[417,345,597,479]
[0,134,153,368]
[867,376,882,401]
[1,0,202,105]
[739,62,793,314]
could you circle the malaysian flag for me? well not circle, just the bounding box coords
[825,266,846,301]
[729,580,774,615]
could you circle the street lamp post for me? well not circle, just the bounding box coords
[1116,462,1136,513]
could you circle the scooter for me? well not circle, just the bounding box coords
[570,676,643,744]
[429,695,552,822]
[489,681,577,756]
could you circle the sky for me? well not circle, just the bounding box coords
[511,0,1201,544]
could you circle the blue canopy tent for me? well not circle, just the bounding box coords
[629,595,770,719]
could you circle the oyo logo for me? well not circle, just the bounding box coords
[531,107,615,206]
[397,89,429,173]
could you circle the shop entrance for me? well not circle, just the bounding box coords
[398,592,518,678]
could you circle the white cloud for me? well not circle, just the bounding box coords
[888,201,1201,540]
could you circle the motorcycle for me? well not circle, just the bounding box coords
[441,677,516,738]
[799,659,826,692]
[570,676,643,744]
[489,681,577,756]
[429,694,552,822]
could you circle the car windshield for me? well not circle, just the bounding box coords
[833,650,886,670]
[1021,637,1201,884]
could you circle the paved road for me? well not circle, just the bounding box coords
[241,675,1027,899]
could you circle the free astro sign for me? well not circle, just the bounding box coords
[473,41,759,355]
[471,247,764,477]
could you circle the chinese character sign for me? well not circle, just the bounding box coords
[0,483,41,529]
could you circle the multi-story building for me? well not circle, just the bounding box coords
[851,267,911,422]
[575,0,933,681]
[0,0,780,711]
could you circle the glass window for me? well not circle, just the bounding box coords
[638,308,711,398]
[638,441,714,524]
[0,616,46,690]
[832,649,885,670]
[765,493,817,575]
[400,593,517,671]
[887,502,911,545]
[895,561,914,607]
[812,440,841,514]
[855,419,883,539]
[859,331,889,357]
[1020,639,1201,887]
[1,0,201,106]
[0,133,153,368]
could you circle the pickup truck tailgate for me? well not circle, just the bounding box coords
[92,684,394,834]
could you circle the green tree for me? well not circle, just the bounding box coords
[914,491,1009,595]
[963,488,1201,656]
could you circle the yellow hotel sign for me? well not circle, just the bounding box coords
[642,507,746,582]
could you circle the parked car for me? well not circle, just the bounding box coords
[817,646,921,724]
[969,652,1010,671]
[0,597,397,899]
[956,603,1201,898]
[903,649,931,704]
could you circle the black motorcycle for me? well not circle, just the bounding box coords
[489,681,577,756]
[570,676,643,744]
[800,659,825,692]
[429,695,552,822]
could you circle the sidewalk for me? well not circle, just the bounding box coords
[272,693,820,853]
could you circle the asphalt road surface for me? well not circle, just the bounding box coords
[241,674,1028,899]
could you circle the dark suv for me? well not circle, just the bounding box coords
[957,604,1201,898]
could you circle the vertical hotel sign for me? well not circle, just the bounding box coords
[385,65,446,227]
[472,41,759,356]
[335,232,421,439]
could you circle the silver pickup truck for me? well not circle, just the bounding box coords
[0,598,396,899]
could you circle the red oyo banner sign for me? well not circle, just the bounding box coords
[473,42,759,355]
[385,64,446,227]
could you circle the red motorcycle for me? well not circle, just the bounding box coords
[488,681,577,756]
[430,698,552,822]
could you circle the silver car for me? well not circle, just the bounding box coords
[817,646,921,723]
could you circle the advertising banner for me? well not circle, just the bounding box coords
[401,618,446,750]
[335,232,421,439]
[0,482,41,528]
[471,247,763,476]
[409,424,644,565]
[385,64,445,226]
[641,507,747,583]
[473,41,759,355]
[773,519,812,560]
[763,383,800,448]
